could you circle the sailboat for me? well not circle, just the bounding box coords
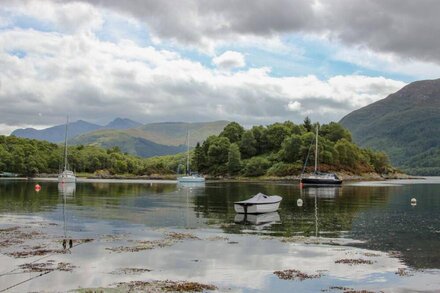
[58,117,76,183]
[177,130,205,183]
[300,126,342,186]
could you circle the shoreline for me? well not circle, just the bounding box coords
[1,172,424,183]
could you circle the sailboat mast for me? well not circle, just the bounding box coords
[314,125,318,173]
[186,130,190,175]
[63,116,69,171]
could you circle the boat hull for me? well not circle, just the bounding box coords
[234,201,281,214]
[177,176,205,183]
[58,170,76,183]
[301,178,342,185]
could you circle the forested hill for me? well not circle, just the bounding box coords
[0,120,392,177]
[340,78,440,175]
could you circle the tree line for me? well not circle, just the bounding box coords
[0,118,392,177]
[191,118,391,177]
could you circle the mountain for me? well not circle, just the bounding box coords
[70,121,229,158]
[69,130,186,157]
[105,118,142,130]
[11,120,102,143]
[340,78,440,175]
[129,121,230,146]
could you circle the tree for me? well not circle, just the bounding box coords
[320,122,352,142]
[279,135,302,163]
[191,142,206,173]
[243,157,271,177]
[207,136,231,165]
[251,126,269,154]
[266,123,290,151]
[220,122,244,144]
[228,143,241,175]
[303,116,312,132]
[335,139,359,168]
[239,130,257,158]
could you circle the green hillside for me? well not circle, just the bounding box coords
[70,121,229,158]
[69,130,186,158]
[340,79,440,175]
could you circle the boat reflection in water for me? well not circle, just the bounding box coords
[177,181,206,189]
[234,212,281,229]
[58,182,76,198]
[302,186,342,198]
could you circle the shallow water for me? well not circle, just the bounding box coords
[0,178,439,292]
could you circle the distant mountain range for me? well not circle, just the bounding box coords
[11,118,142,143]
[11,119,229,158]
[340,78,440,175]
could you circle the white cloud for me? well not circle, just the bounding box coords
[5,0,103,34]
[0,26,406,134]
[50,0,440,65]
[213,51,245,70]
[286,101,302,112]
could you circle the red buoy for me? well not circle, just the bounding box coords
[35,184,41,192]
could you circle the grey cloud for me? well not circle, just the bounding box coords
[70,0,440,63]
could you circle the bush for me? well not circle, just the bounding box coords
[267,162,302,177]
[242,157,271,177]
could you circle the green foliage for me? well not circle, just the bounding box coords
[207,136,231,165]
[227,143,241,175]
[320,122,352,142]
[303,116,312,132]
[0,117,394,177]
[191,142,205,172]
[239,130,257,159]
[220,122,244,144]
[266,162,302,177]
[243,157,271,177]
[278,135,302,163]
[265,123,291,151]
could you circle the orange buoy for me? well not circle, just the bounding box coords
[35,184,41,192]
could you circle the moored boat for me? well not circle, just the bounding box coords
[234,193,282,214]
[178,174,205,183]
[58,116,76,184]
[301,172,342,186]
[178,130,205,183]
[300,126,342,186]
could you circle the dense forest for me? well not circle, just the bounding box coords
[0,119,392,177]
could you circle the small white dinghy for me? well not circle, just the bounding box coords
[234,193,282,214]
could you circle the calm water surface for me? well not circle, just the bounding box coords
[0,178,439,292]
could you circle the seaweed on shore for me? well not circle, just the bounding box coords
[113,280,217,292]
[106,232,200,253]
[19,261,76,272]
[334,259,374,265]
[273,269,321,281]
[110,268,152,275]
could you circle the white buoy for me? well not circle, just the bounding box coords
[411,198,417,206]
[297,198,303,207]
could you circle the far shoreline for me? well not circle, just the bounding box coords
[1,172,424,184]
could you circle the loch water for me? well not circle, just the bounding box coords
[0,178,439,292]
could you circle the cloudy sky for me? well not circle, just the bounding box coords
[1,0,439,134]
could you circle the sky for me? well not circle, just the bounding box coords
[1,0,440,134]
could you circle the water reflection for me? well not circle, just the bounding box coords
[58,183,76,198]
[302,186,342,198]
[0,179,440,270]
[234,212,281,228]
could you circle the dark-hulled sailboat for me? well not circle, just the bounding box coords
[300,126,342,186]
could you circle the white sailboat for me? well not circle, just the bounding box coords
[177,130,205,183]
[234,193,282,214]
[58,117,76,183]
